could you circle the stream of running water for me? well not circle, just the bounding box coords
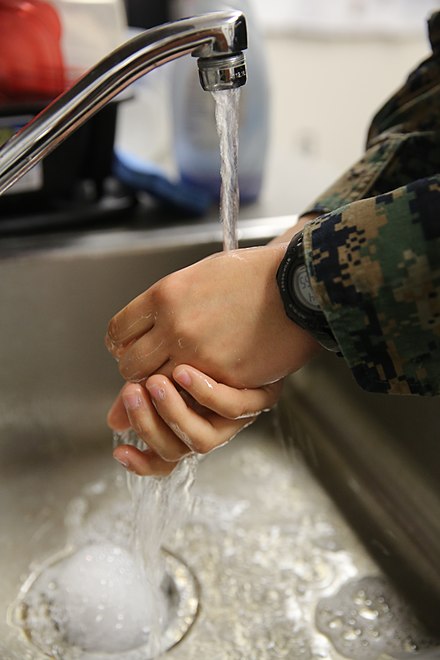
[213,88,241,251]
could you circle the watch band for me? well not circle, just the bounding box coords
[276,230,339,352]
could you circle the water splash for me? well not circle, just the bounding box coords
[212,88,241,251]
[99,91,240,651]
[11,449,200,659]
[114,430,199,657]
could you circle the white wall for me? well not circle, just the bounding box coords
[252,0,439,36]
[253,14,433,216]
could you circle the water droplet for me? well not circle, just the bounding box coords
[343,629,359,641]
[359,606,378,621]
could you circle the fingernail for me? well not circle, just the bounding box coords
[146,383,166,401]
[122,390,143,410]
[113,449,131,469]
[174,368,192,387]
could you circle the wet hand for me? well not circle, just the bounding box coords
[105,245,320,390]
[108,365,283,476]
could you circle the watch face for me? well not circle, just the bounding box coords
[292,265,321,311]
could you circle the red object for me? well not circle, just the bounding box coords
[0,0,66,102]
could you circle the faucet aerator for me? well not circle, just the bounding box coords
[197,53,247,92]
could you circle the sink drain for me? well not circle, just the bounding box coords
[10,544,199,659]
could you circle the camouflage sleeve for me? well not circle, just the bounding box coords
[303,176,440,395]
[299,12,440,395]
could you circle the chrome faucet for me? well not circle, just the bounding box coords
[0,11,247,196]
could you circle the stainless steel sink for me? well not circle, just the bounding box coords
[0,216,439,659]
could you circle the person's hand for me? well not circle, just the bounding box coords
[108,365,283,476]
[105,244,321,390]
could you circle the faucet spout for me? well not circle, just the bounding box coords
[0,11,247,196]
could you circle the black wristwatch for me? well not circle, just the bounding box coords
[276,231,339,351]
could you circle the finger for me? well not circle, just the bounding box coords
[145,375,260,455]
[113,444,177,477]
[107,391,130,431]
[106,293,156,351]
[173,365,283,419]
[118,330,169,382]
[121,382,191,462]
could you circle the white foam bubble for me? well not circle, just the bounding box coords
[48,543,157,653]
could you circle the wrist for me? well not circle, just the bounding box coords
[276,230,339,352]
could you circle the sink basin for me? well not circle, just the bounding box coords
[0,216,439,659]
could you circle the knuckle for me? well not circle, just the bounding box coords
[152,275,179,307]
[151,280,167,306]
[129,416,148,439]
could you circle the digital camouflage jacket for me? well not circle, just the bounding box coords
[302,11,440,395]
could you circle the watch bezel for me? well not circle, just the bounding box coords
[276,230,338,351]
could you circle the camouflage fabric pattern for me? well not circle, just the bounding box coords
[304,176,440,394]
[301,12,440,395]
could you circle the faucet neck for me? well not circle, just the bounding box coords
[0,11,247,196]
